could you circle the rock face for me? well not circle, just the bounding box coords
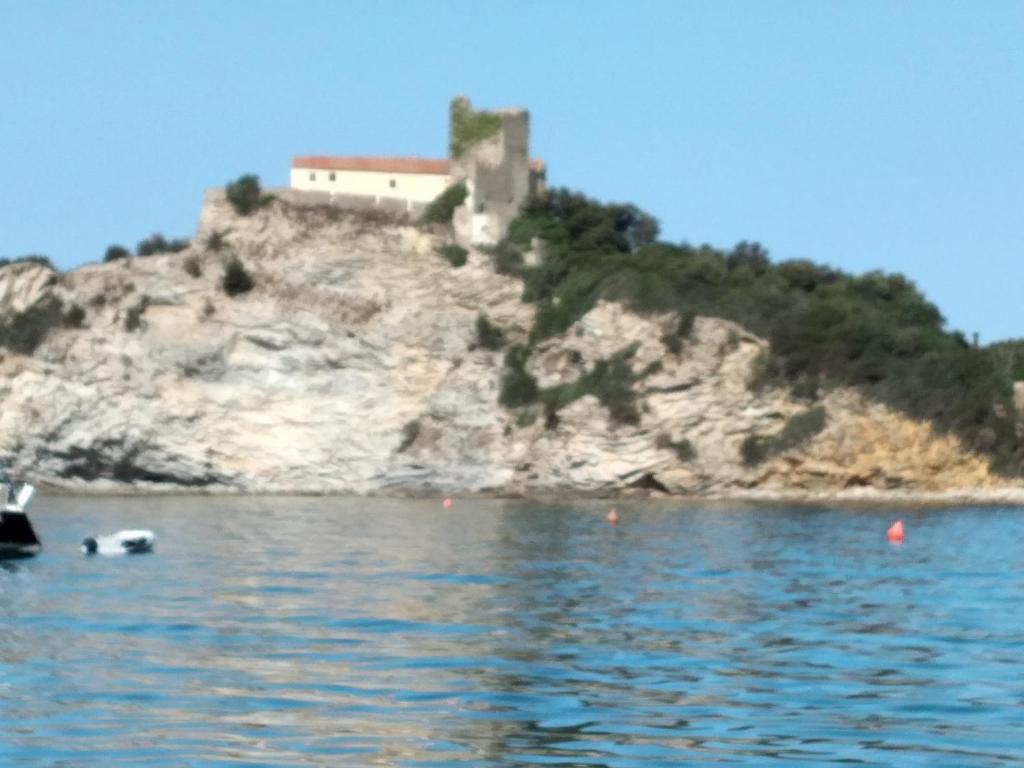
[0,191,1013,498]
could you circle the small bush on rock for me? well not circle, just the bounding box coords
[515,409,538,428]
[740,434,772,466]
[183,256,202,278]
[124,296,149,332]
[137,233,189,257]
[774,406,827,452]
[662,311,696,354]
[104,245,130,262]
[397,420,420,453]
[222,257,254,297]
[437,244,468,268]
[476,314,507,351]
[0,254,54,270]
[226,174,271,216]
[421,182,468,225]
[656,434,696,462]
[499,345,539,408]
[487,240,525,277]
[63,303,86,328]
[0,295,64,354]
[206,229,229,252]
[740,406,827,466]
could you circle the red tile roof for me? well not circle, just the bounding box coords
[291,156,449,175]
[292,155,547,175]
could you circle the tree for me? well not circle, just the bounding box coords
[226,174,266,216]
[104,244,130,262]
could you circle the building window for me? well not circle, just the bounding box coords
[329,172,336,181]
[389,179,397,188]
[309,172,316,181]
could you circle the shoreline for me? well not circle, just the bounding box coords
[27,482,1024,508]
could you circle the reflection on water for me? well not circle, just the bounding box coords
[2,497,1024,765]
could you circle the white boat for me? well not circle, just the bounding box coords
[82,530,156,556]
[0,476,42,558]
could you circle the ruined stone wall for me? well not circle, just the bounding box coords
[252,188,426,217]
[449,99,532,246]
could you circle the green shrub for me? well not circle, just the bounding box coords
[790,376,820,401]
[487,185,1024,475]
[539,344,646,425]
[222,258,254,297]
[0,295,64,354]
[226,174,271,216]
[740,434,772,466]
[0,254,54,270]
[206,230,229,252]
[450,97,503,158]
[487,240,526,276]
[476,314,506,351]
[740,407,827,466]
[124,296,149,332]
[137,233,189,257]
[499,345,539,408]
[657,434,696,461]
[421,182,468,225]
[104,245,130,263]
[774,406,827,452]
[183,256,202,278]
[437,244,468,268]
[989,339,1024,383]
[515,409,538,428]
[397,420,420,453]
[662,310,696,354]
[63,304,86,329]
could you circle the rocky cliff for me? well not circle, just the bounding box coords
[0,192,1016,500]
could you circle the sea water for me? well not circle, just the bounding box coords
[2,496,1023,766]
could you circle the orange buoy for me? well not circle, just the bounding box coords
[606,508,619,525]
[887,519,904,544]
[442,497,453,509]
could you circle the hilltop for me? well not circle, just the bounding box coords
[0,184,1020,501]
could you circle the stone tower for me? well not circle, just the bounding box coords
[448,97,532,246]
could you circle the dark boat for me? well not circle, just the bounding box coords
[1,473,41,559]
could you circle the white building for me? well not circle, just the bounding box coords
[289,98,547,244]
[290,156,452,204]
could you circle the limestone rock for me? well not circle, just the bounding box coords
[0,191,1016,499]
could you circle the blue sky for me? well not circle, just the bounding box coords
[1,1,1022,341]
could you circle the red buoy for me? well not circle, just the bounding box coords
[442,497,453,509]
[606,508,619,525]
[887,519,904,544]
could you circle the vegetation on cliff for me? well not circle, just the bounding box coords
[222,257,254,297]
[104,245,130,262]
[492,188,1023,473]
[226,174,273,216]
[137,233,190,257]
[421,183,468,225]
[741,406,828,465]
[436,244,468,268]
[0,295,65,355]
[0,254,54,270]
[449,98,503,159]
[475,314,507,350]
[990,340,1024,382]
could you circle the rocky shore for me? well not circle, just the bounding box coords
[1,190,1021,501]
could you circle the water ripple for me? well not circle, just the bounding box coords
[1,498,1024,765]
